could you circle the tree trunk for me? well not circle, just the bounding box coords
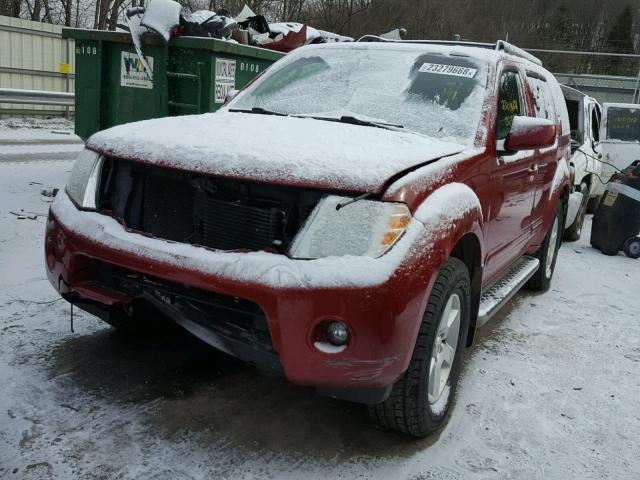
[31,0,42,21]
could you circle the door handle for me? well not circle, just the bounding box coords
[528,164,538,174]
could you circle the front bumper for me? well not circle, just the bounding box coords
[45,192,437,395]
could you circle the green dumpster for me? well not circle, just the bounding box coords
[62,28,285,140]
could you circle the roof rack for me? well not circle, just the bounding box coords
[357,36,543,66]
[495,40,542,65]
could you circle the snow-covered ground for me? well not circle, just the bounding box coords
[0,144,639,479]
[0,119,82,162]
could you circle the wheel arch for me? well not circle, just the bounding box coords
[411,182,485,349]
[449,232,483,347]
[546,157,572,235]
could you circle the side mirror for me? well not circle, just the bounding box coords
[224,89,239,105]
[504,116,556,151]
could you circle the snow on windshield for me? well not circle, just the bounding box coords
[231,45,489,145]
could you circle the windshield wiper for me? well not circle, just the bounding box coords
[228,107,288,116]
[335,192,373,211]
[300,115,404,131]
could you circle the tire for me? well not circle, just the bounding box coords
[623,236,640,259]
[586,195,601,214]
[564,182,589,242]
[527,202,564,291]
[368,258,470,437]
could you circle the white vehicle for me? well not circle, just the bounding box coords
[593,102,640,205]
[560,85,603,240]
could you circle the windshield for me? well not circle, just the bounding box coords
[229,45,489,145]
[606,107,640,142]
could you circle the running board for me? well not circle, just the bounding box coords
[477,256,540,326]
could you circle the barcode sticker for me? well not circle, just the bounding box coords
[419,63,477,78]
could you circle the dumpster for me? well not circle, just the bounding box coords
[62,28,285,139]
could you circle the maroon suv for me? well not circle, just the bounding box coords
[45,39,570,436]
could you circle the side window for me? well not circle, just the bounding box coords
[527,75,556,122]
[591,104,601,142]
[496,71,524,140]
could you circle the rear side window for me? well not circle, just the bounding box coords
[527,76,556,121]
[496,71,524,140]
[606,107,640,141]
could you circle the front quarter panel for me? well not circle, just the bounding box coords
[382,182,485,364]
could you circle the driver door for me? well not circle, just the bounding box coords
[484,68,538,282]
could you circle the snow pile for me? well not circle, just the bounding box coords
[87,111,466,193]
[185,10,216,24]
[0,117,74,133]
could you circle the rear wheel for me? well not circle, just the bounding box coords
[527,202,564,291]
[564,182,589,241]
[368,258,470,437]
[623,236,640,259]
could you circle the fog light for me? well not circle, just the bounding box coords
[327,321,348,346]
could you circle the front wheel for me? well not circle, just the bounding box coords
[368,258,470,437]
[527,202,564,291]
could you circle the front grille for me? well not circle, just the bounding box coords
[143,174,196,242]
[97,158,327,253]
[196,197,284,250]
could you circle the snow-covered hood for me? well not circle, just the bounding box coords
[86,112,466,193]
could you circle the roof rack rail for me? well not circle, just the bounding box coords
[356,35,543,66]
[496,40,542,65]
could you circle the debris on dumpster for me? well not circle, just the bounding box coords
[182,10,237,40]
[140,0,182,42]
[123,0,352,55]
[269,22,323,44]
[125,8,154,80]
[262,24,309,52]
[380,28,407,40]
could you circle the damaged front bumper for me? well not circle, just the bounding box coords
[45,192,436,403]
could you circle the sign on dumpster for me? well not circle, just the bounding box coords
[120,51,154,89]
[215,58,236,103]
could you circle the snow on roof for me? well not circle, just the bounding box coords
[335,40,546,68]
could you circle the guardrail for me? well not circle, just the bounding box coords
[0,88,75,107]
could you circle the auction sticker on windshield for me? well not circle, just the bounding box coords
[419,63,477,78]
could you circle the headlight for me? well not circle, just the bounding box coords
[66,149,103,209]
[289,196,411,259]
